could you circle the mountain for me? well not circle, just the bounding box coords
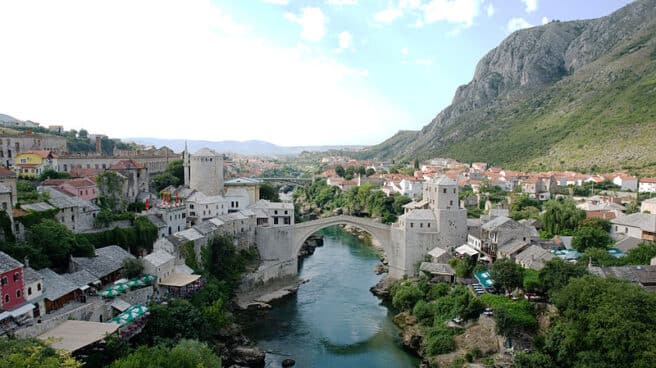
[0,113,20,123]
[364,0,656,173]
[124,137,364,156]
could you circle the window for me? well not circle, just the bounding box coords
[16,290,21,299]
[420,223,423,228]
[427,223,431,228]
[1,277,7,286]
[4,294,8,304]
[453,188,456,194]
[274,217,279,225]
[443,188,446,193]
[410,222,414,228]
[285,210,288,215]
[13,272,20,282]
[449,200,453,206]
[28,287,32,296]
[274,210,278,215]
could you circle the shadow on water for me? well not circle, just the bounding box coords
[243,226,419,368]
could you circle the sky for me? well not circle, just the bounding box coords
[0,0,634,146]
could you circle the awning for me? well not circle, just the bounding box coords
[475,270,494,288]
[159,273,201,287]
[455,244,479,257]
[110,298,131,312]
[9,303,35,317]
[39,320,119,352]
[109,304,148,327]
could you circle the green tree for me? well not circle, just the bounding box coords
[392,282,424,310]
[541,276,656,368]
[152,172,180,192]
[166,159,184,183]
[365,168,376,176]
[28,219,78,270]
[97,171,127,212]
[259,182,280,202]
[625,242,656,265]
[541,199,585,236]
[0,338,82,368]
[78,129,88,139]
[140,299,208,342]
[514,352,555,368]
[490,258,524,294]
[335,165,345,177]
[572,226,612,252]
[538,258,587,296]
[111,339,221,368]
[133,216,157,254]
[38,169,71,181]
[122,258,144,278]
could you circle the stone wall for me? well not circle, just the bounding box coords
[14,302,96,338]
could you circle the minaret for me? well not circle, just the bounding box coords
[183,140,190,188]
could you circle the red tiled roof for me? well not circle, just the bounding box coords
[110,159,145,170]
[19,150,58,159]
[0,167,16,177]
[640,178,656,183]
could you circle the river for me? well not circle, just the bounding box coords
[243,226,420,368]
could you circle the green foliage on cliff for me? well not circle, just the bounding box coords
[111,339,221,368]
[0,337,82,368]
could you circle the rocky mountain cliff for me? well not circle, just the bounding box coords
[364,0,656,173]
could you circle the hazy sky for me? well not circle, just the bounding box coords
[0,0,632,146]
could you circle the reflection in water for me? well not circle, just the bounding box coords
[243,227,419,368]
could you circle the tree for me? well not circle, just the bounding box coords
[152,172,180,192]
[38,169,71,181]
[541,276,656,368]
[97,171,127,212]
[166,159,184,183]
[78,129,88,139]
[538,258,586,296]
[365,167,376,177]
[392,282,424,310]
[28,219,77,270]
[0,338,82,368]
[133,216,158,254]
[572,226,612,252]
[490,258,524,294]
[541,199,585,236]
[259,182,280,202]
[625,242,656,265]
[335,165,345,177]
[140,299,209,342]
[111,339,221,368]
[122,258,144,278]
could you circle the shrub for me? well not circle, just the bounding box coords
[392,282,424,311]
[412,300,435,326]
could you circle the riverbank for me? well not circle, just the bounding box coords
[370,276,509,368]
[240,227,419,368]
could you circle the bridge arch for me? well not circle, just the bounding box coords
[293,215,392,257]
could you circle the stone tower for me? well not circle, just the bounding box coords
[430,176,468,250]
[189,148,224,196]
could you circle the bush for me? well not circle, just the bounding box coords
[427,283,450,300]
[392,282,424,311]
[412,300,435,325]
[423,325,457,355]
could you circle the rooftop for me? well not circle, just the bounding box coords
[612,213,656,232]
[21,202,56,212]
[143,250,175,267]
[419,262,455,275]
[37,268,79,301]
[159,273,201,287]
[71,245,135,279]
[22,267,42,284]
[0,250,22,273]
[39,320,119,352]
[401,209,435,221]
[481,216,513,231]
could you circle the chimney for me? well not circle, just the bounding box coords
[24,257,29,268]
[95,136,102,154]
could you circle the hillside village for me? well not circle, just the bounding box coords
[0,117,654,367]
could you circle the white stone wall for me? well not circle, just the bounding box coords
[611,223,642,240]
[256,226,294,262]
[190,154,224,196]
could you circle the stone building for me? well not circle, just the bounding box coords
[0,131,67,168]
[184,147,224,196]
[109,160,149,203]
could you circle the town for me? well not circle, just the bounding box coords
[0,117,654,367]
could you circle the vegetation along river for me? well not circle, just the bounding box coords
[243,227,419,367]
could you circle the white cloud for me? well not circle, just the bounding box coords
[507,17,532,33]
[338,31,353,49]
[285,7,327,43]
[541,16,549,25]
[521,0,537,13]
[422,0,482,27]
[374,7,404,24]
[486,4,495,17]
[327,0,357,5]
[0,1,412,146]
[262,0,289,4]
[401,47,409,56]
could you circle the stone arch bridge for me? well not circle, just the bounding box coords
[293,215,391,256]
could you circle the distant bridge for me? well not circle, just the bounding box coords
[258,177,313,186]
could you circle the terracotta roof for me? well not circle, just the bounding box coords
[19,150,57,159]
[0,167,16,177]
[640,178,656,183]
[110,159,145,170]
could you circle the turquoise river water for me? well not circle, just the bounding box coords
[243,227,420,368]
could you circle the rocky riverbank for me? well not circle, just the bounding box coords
[298,234,323,258]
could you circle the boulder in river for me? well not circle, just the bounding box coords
[281,358,296,367]
[231,346,265,368]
